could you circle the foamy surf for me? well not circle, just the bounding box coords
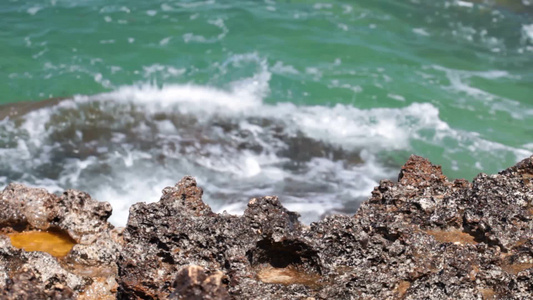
[1,80,530,226]
[2,0,532,229]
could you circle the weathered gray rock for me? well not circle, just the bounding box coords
[2,155,532,299]
[118,155,532,299]
[0,184,121,299]
[170,265,230,300]
[312,155,533,299]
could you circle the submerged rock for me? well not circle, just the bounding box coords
[2,155,532,299]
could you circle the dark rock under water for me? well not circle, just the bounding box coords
[0,155,532,299]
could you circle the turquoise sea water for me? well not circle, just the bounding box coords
[1,0,532,225]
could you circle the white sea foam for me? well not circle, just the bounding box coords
[142,64,186,80]
[27,6,42,15]
[456,1,474,8]
[271,61,299,75]
[522,24,533,43]
[522,24,533,51]
[1,61,530,227]
[387,93,406,101]
[433,65,533,119]
[183,18,228,44]
[159,37,171,46]
[413,28,430,36]
[524,143,533,151]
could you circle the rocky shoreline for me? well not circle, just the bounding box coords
[1,155,532,299]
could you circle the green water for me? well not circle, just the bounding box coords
[0,0,532,224]
[2,0,533,170]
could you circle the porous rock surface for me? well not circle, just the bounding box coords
[118,155,533,299]
[1,155,532,299]
[0,184,122,299]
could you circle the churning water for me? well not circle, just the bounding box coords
[1,0,532,225]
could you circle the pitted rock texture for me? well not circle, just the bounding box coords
[312,155,533,299]
[2,155,532,299]
[0,184,122,299]
[118,156,532,299]
[170,265,230,300]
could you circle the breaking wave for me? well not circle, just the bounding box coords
[0,64,530,226]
